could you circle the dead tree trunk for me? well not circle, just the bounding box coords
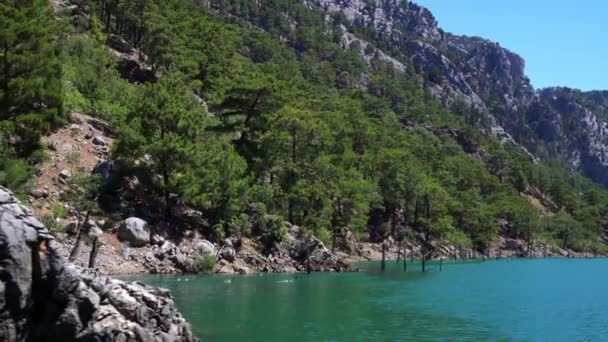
[306,241,316,274]
[403,242,407,272]
[381,242,386,271]
[88,237,100,268]
[68,224,82,262]
[396,240,401,263]
[69,210,92,262]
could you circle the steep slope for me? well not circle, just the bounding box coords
[528,88,608,182]
[301,0,608,185]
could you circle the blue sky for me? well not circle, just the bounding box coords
[415,0,607,91]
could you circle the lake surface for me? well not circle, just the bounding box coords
[122,259,608,341]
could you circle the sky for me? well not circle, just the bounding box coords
[415,0,607,91]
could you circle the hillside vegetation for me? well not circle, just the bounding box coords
[2,0,608,259]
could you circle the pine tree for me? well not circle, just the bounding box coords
[115,71,210,218]
[0,0,63,155]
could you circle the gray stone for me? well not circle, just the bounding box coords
[151,234,166,246]
[59,169,72,180]
[28,189,48,199]
[161,240,176,252]
[92,136,107,146]
[220,246,236,263]
[89,226,103,238]
[0,186,198,342]
[118,217,150,247]
[195,240,215,256]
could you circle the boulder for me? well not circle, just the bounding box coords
[0,186,197,342]
[221,246,236,263]
[195,240,216,256]
[28,189,48,199]
[220,239,235,262]
[118,217,150,247]
[59,169,72,180]
[92,136,107,146]
[334,227,358,253]
[284,226,351,272]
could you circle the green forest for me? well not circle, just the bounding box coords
[2,0,608,257]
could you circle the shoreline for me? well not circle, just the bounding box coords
[105,252,608,278]
[57,217,606,277]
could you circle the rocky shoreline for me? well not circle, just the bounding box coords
[60,221,354,276]
[59,217,601,278]
[0,186,197,342]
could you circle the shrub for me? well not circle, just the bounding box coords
[315,228,332,248]
[52,203,68,219]
[0,156,33,197]
[260,214,287,249]
[40,215,63,233]
[189,255,216,274]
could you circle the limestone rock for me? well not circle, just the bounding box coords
[220,246,236,263]
[118,217,150,247]
[195,240,215,256]
[0,186,198,342]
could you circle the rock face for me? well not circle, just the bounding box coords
[527,88,608,185]
[118,217,150,247]
[292,0,608,185]
[0,186,197,342]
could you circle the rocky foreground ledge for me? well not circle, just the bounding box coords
[0,186,197,342]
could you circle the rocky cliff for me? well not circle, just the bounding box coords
[527,88,608,183]
[0,186,197,342]
[302,0,608,185]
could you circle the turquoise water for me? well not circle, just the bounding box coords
[123,259,608,341]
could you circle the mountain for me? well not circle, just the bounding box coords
[294,0,608,186]
[3,0,608,269]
